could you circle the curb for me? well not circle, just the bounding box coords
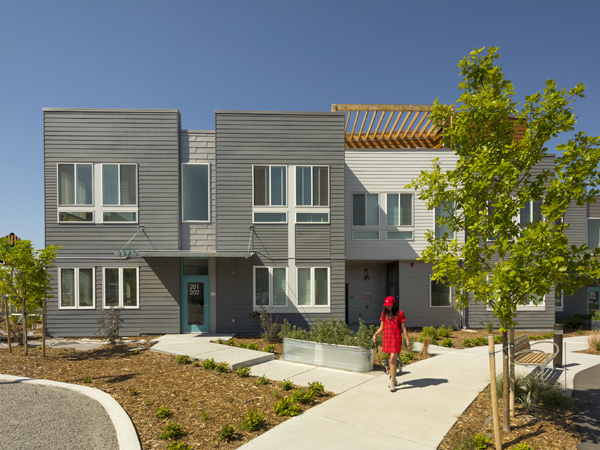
[0,374,141,450]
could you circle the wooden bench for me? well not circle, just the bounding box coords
[514,334,559,374]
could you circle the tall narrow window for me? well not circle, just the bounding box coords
[104,267,139,308]
[353,194,379,226]
[520,200,543,227]
[297,267,329,307]
[58,164,93,205]
[253,267,287,307]
[387,193,413,226]
[588,218,600,249]
[430,275,451,307]
[60,268,95,309]
[435,201,455,239]
[182,164,210,221]
[253,166,286,206]
[296,166,329,206]
[102,164,137,206]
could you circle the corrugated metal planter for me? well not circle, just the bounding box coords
[282,338,373,372]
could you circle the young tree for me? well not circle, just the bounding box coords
[0,238,59,355]
[408,47,600,431]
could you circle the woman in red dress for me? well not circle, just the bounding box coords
[372,296,410,391]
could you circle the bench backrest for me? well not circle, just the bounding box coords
[514,334,530,353]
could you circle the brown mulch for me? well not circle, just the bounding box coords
[1,327,598,449]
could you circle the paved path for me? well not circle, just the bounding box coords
[573,363,600,450]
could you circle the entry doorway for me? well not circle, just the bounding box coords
[181,258,210,333]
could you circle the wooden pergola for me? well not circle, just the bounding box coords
[331,104,443,149]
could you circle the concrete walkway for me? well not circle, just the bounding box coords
[150,334,600,449]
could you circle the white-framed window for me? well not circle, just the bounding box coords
[386,193,414,240]
[588,218,600,249]
[519,200,543,227]
[182,163,210,222]
[103,267,139,309]
[555,285,564,312]
[430,275,452,307]
[57,163,94,223]
[435,201,455,239]
[518,293,545,310]
[353,193,379,240]
[296,166,329,207]
[254,267,288,308]
[253,165,287,223]
[101,164,138,223]
[297,267,329,306]
[59,268,95,309]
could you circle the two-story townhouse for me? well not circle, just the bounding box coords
[44,108,345,337]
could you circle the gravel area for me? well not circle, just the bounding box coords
[0,380,118,450]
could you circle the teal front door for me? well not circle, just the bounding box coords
[181,259,210,333]
[587,287,600,315]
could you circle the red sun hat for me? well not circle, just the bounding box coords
[383,296,396,306]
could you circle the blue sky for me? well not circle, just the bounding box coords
[1,0,599,249]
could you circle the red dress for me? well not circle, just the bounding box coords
[380,310,406,354]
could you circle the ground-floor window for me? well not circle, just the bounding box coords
[430,275,452,307]
[103,267,139,309]
[59,268,95,309]
[254,267,287,307]
[298,267,329,306]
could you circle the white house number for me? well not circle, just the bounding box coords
[189,284,202,296]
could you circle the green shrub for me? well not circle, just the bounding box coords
[463,338,473,347]
[494,335,502,344]
[217,424,238,441]
[529,335,542,340]
[175,355,190,365]
[166,441,193,450]
[250,305,282,342]
[247,342,259,351]
[145,400,154,406]
[155,406,172,420]
[236,366,251,378]
[215,361,229,373]
[264,344,275,353]
[159,422,185,441]
[237,342,247,349]
[421,326,438,344]
[281,379,293,391]
[400,352,415,365]
[132,349,140,355]
[308,381,325,397]
[96,307,124,345]
[454,430,492,450]
[225,338,236,346]
[440,338,453,347]
[464,336,489,347]
[129,389,138,396]
[200,410,209,421]
[291,388,316,405]
[192,361,200,367]
[201,358,216,370]
[484,321,494,333]
[241,409,266,431]
[82,377,93,383]
[274,397,301,416]
[255,374,270,386]
[523,376,574,410]
[215,338,224,344]
[508,443,534,450]
[593,310,600,321]
[542,332,554,339]
[437,325,453,338]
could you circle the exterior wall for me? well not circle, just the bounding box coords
[180,131,216,252]
[215,111,346,330]
[345,149,460,260]
[44,109,181,336]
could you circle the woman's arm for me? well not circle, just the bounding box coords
[401,322,410,348]
[372,321,384,342]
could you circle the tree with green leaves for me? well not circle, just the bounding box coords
[408,47,600,432]
[0,238,59,355]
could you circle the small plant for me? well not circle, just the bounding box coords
[82,377,93,383]
[132,349,140,355]
[129,389,138,396]
[588,332,600,353]
[247,342,259,351]
[484,321,494,333]
[225,338,236,346]
[192,361,200,367]
[274,397,301,416]
[236,366,251,377]
[454,430,492,450]
[158,422,185,441]
[240,409,266,431]
[250,305,282,342]
[175,355,190,365]
[155,406,172,420]
[200,410,209,421]
[255,374,270,386]
[201,358,216,370]
[217,424,238,441]
[494,335,502,344]
[437,325,453,338]
[264,344,275,353]
[272,389,280,398]
[593,310,600,321]
[462,338,473,347]
[308,381,325,397]
[519,391,538,412]
[215,338,225,344]
[145,400,154,406]
[96,307,124,345]
[215,361,229,373]
[281,379,293,391]
[420,326,438,344]
[291,388,315,405]
[237,342,248,349]
[508,443,534,450]
[166,441,193,450]
[440,338,453,347]
[542,332,554,339]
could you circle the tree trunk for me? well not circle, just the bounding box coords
[22,299,28,356]
[502,330,510,432]
[489,336,503,450]
[3,297,11,354]
[509,328,515,418]
[42,299,46,358]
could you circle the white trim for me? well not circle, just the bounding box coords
[295,165,330,207]
[58,267,96,310]
[103,267,140,309]
[56,163,94,207]
[253,266,289,309]
[181,162,211,223]
[429,274,452,308]
[554,287,564,312]
[296,266,330,307]
[517,294,545,311]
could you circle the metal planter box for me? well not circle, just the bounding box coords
[282,338,373,372]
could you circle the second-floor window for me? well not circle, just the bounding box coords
[296,166,329,206]
[182,163,210,222]
[58,163,94,222]
[435,201,455,239]
[254,166,286,206]
[352,193,380,240]
[520,200,542,227]
[588,218,600,249]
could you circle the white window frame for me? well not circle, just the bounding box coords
[100,163,139,224]
[434,201,456,239]
[385,192,414,240]
[253,266,288,309]
[58,268,96,310]
[352,192,380,240]
[103,267,140,309]
[429,274,452,308]
[296,267,330,307]
[252,165,288,224]
[295,166,330,207]
[57,163,95,224]
[181,163,211,223]
[517,293,545,311]
[587,217,600,249]
[555,286,564,312]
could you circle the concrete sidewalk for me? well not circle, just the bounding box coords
[150,334,600,449]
